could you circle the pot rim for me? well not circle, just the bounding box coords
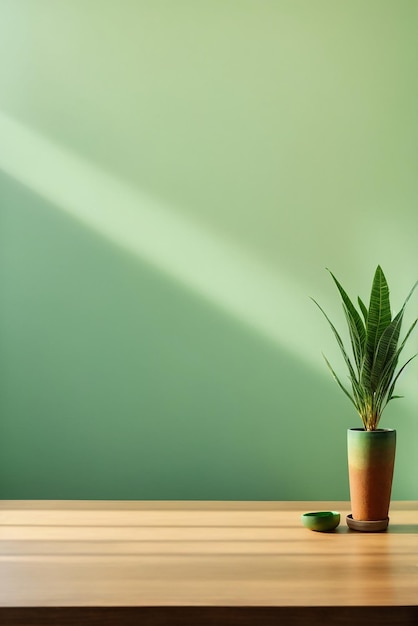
[348,428,396,432]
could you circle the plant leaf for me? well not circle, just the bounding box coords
[322,353,358,410]
[327,269,366,376]
[370,310,404,392]
[374,318,417,414]
[386,354,417,404]
[366,265,392,349]
[358,297,368,324]
[370,276,418,393]
[362,266,392,389]
[311,297,359,386]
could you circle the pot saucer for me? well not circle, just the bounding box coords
[346,514,389,532]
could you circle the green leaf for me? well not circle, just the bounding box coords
[375,318,417,410]
[386,354,417,405]
[358,297,368,324]
[362,266,392,389]
[322,353,358,410]
[403,278,418,307]
[370,276,418,393]
[311,297,359,386]
[366,266,392,351]
[327,270,366,375]
[370,310,404,392]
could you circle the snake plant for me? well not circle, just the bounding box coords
[312,266,417,431]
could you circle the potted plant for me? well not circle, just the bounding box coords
[312,266,417,531]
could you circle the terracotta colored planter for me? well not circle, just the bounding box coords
[347,428,396,524]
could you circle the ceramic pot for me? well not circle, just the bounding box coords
[347,428,396,523]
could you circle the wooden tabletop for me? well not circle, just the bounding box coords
[0,500,417,625]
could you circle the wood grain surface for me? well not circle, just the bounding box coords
[1,500,417,625]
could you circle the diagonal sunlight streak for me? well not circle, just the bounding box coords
[0,109,317,366]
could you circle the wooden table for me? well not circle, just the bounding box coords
[0,500,417,625]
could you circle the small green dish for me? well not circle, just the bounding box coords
[301,511,340,532]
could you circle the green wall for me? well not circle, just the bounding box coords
[1,0,417,500]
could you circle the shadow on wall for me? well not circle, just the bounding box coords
[0,173,351,500]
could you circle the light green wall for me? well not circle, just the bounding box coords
[1,0,417,500]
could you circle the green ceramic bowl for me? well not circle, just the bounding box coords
[301,511,340,532]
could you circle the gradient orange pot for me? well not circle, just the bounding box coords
[347,428,396,522]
